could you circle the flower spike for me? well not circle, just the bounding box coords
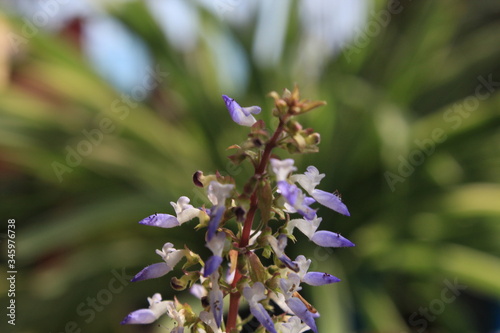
[122,88,355,332]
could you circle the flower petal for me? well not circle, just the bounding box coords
[311,230,355,248]
[206,232,227,257]
[199,311,220,333]
[171,196,200,224]
[120,309,158,324]
[286,297,318,333]
[279,316,309,333]
[302,272,341,286]
[249,302,277,333]
[207,205,225,241]
[294,166,325,194]
[243,282,267,303]
[121,294,171,325]
[138,213,180,228]
[311,189,350,216]
[190,284,207,299]
[294,255,311,278]
[207,181,235,206]
[277,181,299,205]
[270,158,297,182]
[131,262,172,282]
[209,288,223,327]
[222,95,260,127]
[203,255,223,277]
[243,283,277,333]
[279,255,300,272]
[280,273,302,299]
[287,217,322,240]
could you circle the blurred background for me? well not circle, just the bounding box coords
[1,0,500,332]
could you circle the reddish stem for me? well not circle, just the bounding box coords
[225,118,286,332]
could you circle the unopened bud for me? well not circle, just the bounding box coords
[193,171,204,187]
[306,132,321,145]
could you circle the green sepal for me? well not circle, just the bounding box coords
[256,179,273,224]
[247,251,271,284]
[170,271,200,291]
[183,246,202,270]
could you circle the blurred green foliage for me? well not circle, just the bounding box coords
[1,0,500,332]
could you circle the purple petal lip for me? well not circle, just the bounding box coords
[120,309,156,325]
[279,255,299,272]
[139,214,180,228]
[209,289,224,328]
[286,297,318,333]
[203,255,223,277]
[298,207,317,221]
[250,302,277,333]
[131,262,171,282]
[311,230,355,248]
[303,272,341,286]
[312,189,350,216]
[207,205,225,241]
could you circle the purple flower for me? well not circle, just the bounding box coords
[294,166,350,216]
[138,196,200,228]
[310,230,355,248]
[278,181,317,221]
[222,95,261,127]
[243,283,277,333]
[131,243,185,282]
[285,297,318,333]
[295,255,340,286]
[279,274,318,333]
[121,293,170,325]
[138,213,180,228]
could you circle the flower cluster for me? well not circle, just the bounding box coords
[121,87,354,332]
